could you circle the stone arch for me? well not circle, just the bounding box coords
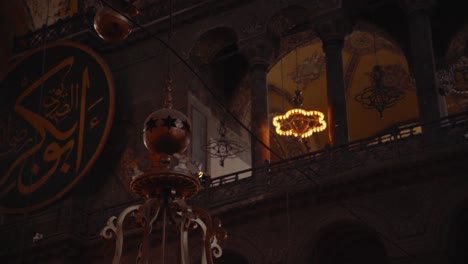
[189,27,248,103]
[312,221,388,264]
[189,27,239,66]
[289,204,397,263]
[442,23,468,114]
[267,20,417,156]
[267,5,311,38]
[219,232,265,264]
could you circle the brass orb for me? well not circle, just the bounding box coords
[94,7,132,42]
[143,108,191,155]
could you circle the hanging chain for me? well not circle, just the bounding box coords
[164,0,174,109]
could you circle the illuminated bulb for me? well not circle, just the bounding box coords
[272,108,327,139]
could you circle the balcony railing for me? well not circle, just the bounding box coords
[1,111,468,247]
[196,111,468,207]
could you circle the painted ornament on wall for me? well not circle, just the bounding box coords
[289,52,325,88]
[355,64,411,118]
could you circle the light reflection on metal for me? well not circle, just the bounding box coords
[272,90,327,139]
[100,80,226,264]
[355,65,404,118]
[205,120,244,167]
[93,0,141,42]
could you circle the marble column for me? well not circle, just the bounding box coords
[400,0,441,123]
[315,15,351,146]
[242,36,277,168]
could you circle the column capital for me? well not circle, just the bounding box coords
[240,34,279,70]
[314,12,352,46]
[398,0,436,15]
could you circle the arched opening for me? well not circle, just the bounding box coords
[189,27,247,103]
[211,42,248,103]
[267,22,417,159]
[314,223,388,264]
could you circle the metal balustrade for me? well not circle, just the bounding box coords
[198,111,468,207]
[2,111,468,246]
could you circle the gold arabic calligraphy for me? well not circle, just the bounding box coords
[0,56,103,196]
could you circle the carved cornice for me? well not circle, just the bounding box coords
[13,0,254,54]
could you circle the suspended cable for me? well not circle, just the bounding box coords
[95,3,414,259]
[100,0,284,162]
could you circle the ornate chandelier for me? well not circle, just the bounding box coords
[96,1,226,263]
[272,50,326,139]
[101,79,226,264]
[272,89,327,139]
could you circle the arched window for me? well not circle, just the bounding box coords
[315,223,388,264]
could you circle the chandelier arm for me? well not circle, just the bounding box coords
[99,0,283,161]
[141,217,150,264]
[180,214,191,264]
[192,205,226,264]
[134,199,162,264]
[136,243,143,264]
[100,204,141,264]
[148,202,161,234]
[162,206,167,264]
[193,216,211,264]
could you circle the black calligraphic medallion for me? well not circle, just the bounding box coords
[0,42,114,213]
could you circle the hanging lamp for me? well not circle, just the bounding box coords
[97,1,226,263]
[272,48,327,139]
[94,0,140,42]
